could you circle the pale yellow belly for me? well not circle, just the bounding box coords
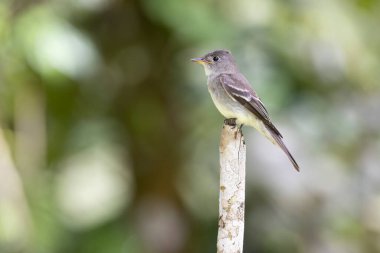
[209,92,277,145]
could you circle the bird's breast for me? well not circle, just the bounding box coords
[207,79,245,119]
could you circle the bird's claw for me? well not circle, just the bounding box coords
[224,118,237,128]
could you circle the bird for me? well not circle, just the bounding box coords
[191,49,299,171]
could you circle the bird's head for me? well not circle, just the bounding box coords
[191,49,237,76]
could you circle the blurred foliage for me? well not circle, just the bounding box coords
[1,0,380,252]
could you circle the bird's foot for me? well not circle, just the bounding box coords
[224,118,244,140]
[224,118,237,128]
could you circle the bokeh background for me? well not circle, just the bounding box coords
[1,0,380,252]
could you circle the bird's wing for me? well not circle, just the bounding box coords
[218,73,282,138]
[219,73,299,171]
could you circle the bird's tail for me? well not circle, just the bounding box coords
[266,127,300,171]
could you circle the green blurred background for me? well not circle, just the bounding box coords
[1,0,380,252]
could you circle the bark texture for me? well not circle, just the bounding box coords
[217,124,246,253]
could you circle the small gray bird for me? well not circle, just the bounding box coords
[192,49,299,171]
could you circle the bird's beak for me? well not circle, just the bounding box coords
[191,57,208,64]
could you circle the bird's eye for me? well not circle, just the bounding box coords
[212,56,219,62]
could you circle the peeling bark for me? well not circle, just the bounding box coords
[217,124,246,253]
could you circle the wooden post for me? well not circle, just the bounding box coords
[217,122,246,253]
